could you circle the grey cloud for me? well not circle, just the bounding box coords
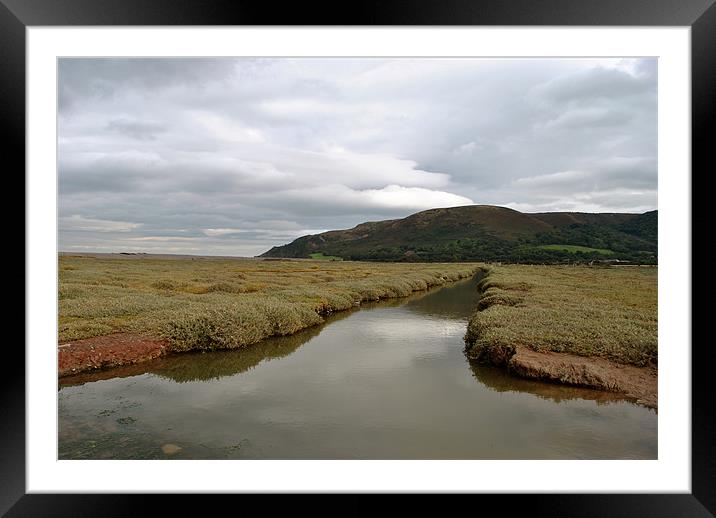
[540,106,634,131]
[531,65,655,105]
[106,118,167,141]
[512,156,656,193]
[58,57,657,255]
[59,58,241,110]
[59,215,142,233]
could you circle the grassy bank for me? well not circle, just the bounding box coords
[465,265,657,367]
[59,255,480,352]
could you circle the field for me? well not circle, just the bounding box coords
[532,244,614,255]
[59,255,480,352]
[309,252,343,261]
[465,265,657,366]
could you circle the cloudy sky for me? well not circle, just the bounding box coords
[59,57,657,256]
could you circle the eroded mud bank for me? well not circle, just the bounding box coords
[464,267,658,409]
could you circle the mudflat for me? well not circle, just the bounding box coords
[59,333,169,377]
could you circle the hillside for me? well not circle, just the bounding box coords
[260,205,657,263]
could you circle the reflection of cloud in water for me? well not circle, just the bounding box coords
[469,361,635,407]
[358,316,466,343]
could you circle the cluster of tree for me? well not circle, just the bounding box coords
[530,224,656,254]
[342,234,657,264]
[616,210,658,244]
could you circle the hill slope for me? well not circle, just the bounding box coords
[260,205,657,263]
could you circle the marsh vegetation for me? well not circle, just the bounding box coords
[59,254,480,352]
[465,265,657,366]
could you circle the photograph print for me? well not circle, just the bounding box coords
[58,57,658,460]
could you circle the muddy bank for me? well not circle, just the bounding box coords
[59,334,169,377]
[465,343,657,409]
[464,265,658,409]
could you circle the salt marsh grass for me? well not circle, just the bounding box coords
[465,265,657,366]
[59,255,480,352]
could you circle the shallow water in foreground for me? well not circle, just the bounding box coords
[59,277,657,459]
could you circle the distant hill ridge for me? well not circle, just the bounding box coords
[260,205,657,263]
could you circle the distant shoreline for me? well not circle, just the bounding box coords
[59,251,267,261]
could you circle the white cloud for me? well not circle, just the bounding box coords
[191,111,265,143]
[202,228,246,237]
[128,236,202,242]
[267,184,473,215]
[361,185,473,210]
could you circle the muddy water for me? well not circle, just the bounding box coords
[58,277,657,459]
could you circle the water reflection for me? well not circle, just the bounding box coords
[403,274,482,320]
[60,309,354,387]
[469,362,636,407]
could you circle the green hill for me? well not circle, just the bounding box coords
[260,205,657,264]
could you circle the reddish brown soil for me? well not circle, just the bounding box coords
[58,333,169,377]
[483,345,658,409]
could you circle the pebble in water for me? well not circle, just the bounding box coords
[161,443,182,455]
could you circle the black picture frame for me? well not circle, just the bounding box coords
[5,0,710,514]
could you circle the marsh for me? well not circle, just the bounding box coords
[59,276,656,460]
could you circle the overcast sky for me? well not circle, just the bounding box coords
[58,57,657,256]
